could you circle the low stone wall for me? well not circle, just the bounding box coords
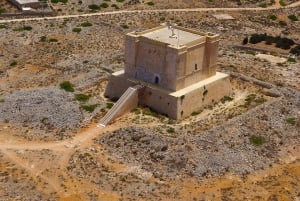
[105,71,232,120]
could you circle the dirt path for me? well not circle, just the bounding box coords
[0,0,299,24]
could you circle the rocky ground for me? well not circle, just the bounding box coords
[0,2,299,201]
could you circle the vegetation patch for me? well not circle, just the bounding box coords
[166,127,175,133]
[290,45,300,56]
[82,104,98,112]
[268,14,277,20]
[59,81,74,92]
[221,96,233,104]
[285,118,296,125]
[0,24,7,29]
[75,94,90,102]
[13,26,32,32]
[147,1,155,6]
[249,135,266,146]
[106,102,114,109]
[80,22,92,27]
[51,0,68,3]
[72,27,82,33]
[288,14,298,21]
[249,33,294,50]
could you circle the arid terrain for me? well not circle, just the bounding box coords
[0,0,299,200]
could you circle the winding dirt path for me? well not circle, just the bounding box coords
[0,0,299,24]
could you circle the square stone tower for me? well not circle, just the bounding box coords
[105,25,231,120]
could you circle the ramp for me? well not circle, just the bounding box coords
[98,85,142,127]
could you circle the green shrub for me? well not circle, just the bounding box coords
[147,1,155,6]
[59,81,74,92]
[88,4,100,10]
[49,38,58,42]
[0,24,7,29]
[80,22,92,27]
[75,93,90,102]
[111,4,119,9]
[160,16,165,21]
[116,0,125,2]
[106,102,114,109]
[166,127,175,133]
[0,7,5,14]
[242,37,248,45]
[288,14,298,21]
[82,104,98,112]
[268,14,277,20]
[121,24,129,29]
[285,117,296,125]
[51,0,68,3]
[0,98,5,103]
[249,135,266,146]
[290,45,300,56]
[287,57,296,62]
[13,26,32,32]
[10,61,17,66]
[279,0,286,6]
[72,27,82,33]
[100,3,109,8]
[221,96,233,103]
[40,36,47,42]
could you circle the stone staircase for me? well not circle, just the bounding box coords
[98,85,142,127]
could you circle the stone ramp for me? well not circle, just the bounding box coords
[98,85,142,127]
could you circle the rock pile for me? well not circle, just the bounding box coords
[0,87,83,130]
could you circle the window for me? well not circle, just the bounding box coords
[195,64,198,70]
[155,76,159,84]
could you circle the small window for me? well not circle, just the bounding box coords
[155,76,159,84]
[195,64,198,70]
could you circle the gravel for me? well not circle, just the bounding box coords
[0,87,83,130]
[98,87,300,179]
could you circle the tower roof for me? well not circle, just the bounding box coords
[139,26,205,48]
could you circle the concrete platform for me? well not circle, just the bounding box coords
[105,71,232,119]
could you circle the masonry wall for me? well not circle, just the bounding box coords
[176,75,232,119]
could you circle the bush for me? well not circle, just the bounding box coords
[88,4,100,10]
[285,118,296,125]
[268,14,277,20]
[147,1,155,6]
[221,96,233,104]
[290,45,300,56]
[249,135,266,146]
[59,81,74,92]
[100,3,109,8]
[72,27,82,33]
[121,24,129,29]
[75,93,90,102]
[242,37,248,45]
[49,38,58,42]
[106,102,114,109]
[279,0,286,6]
[40,36,47,42]
[287,57,296,62]
[13,26,32,32]
[166,127,175,133]
[0,98,5,103]
[0,24,7,29]
[51,0,68,3]
[10,61,17,66]
[82,104,98,112]
[80,22,92,27]
[116,0,125,2]
[288,14,298,21]
[111,4,119,9]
